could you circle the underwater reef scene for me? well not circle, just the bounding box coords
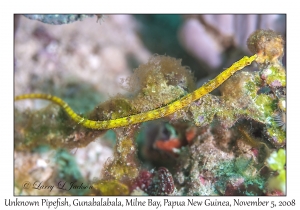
[14,15,286,196]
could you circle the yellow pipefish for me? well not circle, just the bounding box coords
[15,55,257,130]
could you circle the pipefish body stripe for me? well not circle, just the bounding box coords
[15,55,257,130]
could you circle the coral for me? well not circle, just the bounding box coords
[131,170,153,193]
[14,104,105,150]
[127,55,195,112]
[247,29,284,64]
[260,66,286,88]
[14,148,92,195]
[15,55,256,131]
[92,126,140,196]
[266,149,286,194]
[23,15,97,25]
[14,23,286,196]
[247,30,286,146]
[54,149,90,195]
[267,149,286,171]
[174,128,267,196]
[93,180,129,196]
[150,167,175,195]
[102,126,140,181]
[131,167,175,195]
[170,29,285,196]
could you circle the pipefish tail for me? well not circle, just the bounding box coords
[15,54,257,130]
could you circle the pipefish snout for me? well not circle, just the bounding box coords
[15,54,257,130]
